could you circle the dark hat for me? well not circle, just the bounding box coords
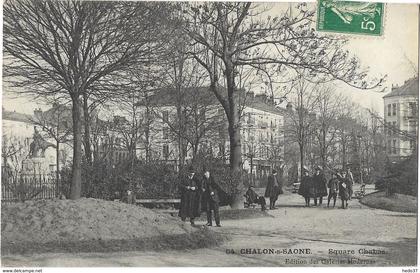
[272,169,277,174]
[188,166,195,173]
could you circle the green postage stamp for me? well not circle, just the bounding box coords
[317,0,384,36]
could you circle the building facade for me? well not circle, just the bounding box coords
[136,88,285,179]
[383,77,418,160]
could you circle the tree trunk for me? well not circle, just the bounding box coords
[226,66,242,172]
[56,141,60,197]
[83,93,92,166]
[70,97,82,200]
[228,121,242,171]
[299,143,305,181]
[225,65,243,208]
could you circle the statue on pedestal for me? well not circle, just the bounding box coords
[28,126,56,158]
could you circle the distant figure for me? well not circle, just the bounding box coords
[298,169,314,207]
[244,186,267,211]
[338,170,352,209]
[265,169,281,210]
[327,173,339,208]
[202,169,221,227]
[122,189,136,205]
[178,166,201,225]
[346,167,354,200]
[313,166,328,206]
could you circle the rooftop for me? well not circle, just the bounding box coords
[383,77,419,99]
[2,108,32,123]
[139,86,285,115]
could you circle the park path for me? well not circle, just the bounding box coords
[2,189,417,267]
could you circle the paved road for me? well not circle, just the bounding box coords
[2,190,417,267]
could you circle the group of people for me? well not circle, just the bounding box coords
[178,166,221,227]
[178,165,355,227]
[244,169,283,211]
[298,166,354,209]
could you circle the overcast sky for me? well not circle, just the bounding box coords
[2,2,418,117]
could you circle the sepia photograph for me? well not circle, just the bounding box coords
[1,0,418,268]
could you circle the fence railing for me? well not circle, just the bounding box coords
[1,172,57,203]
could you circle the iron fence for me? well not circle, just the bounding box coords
[1,171,57,203]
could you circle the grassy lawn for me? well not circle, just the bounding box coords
[360,191,417,213]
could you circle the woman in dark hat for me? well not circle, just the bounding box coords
[298,168,314,207]
[178,166,202,225]
[313,166,328,206]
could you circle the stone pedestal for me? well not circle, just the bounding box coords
[21,157,50,176]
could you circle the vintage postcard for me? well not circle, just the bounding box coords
[1,0,418,270]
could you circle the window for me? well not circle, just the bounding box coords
[410,140,416,150]
[387,139,392,154]
[392,103,397,116]
[162,145,169,159]
[162,110,168,122]
[392,121,397,135]
[409,120,417,133]
[388,122,392,136]
[199,109,206,121]
[387,104,391,116]
[219,143,225,156]
[409,102,417,117]
[392,139,397,154]
[163,127,169,139]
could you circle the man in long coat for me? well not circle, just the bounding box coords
[265,169,281,210]
[178,166,201,225]
[202,169,221,227]
[313,166,328,206]
[298,168,314,207]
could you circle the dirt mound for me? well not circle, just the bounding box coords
[2,198,224,254]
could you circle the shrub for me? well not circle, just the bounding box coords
[375,152,418,197]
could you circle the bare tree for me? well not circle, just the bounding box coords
[284,78,319,179]
[4,0,171,199]
[30,102,73,192]
[2,135,30,179]
[183,2,384,176]
[313,86,348,169]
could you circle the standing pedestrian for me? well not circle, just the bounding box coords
[202,169,221,227]
[313,166,328,206]
[265,169,281,210]
[327,173,339,208]
[338,170,351,209]
[298,168,313,207]
[178,166,201,225]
